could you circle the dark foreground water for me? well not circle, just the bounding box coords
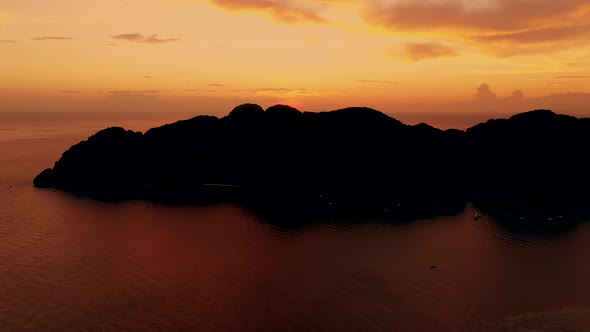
[2,112,590,331]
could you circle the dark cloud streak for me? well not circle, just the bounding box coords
[108,90,162,94]
[30,36,75,41]
[111,33,181,44]
[404,42,459,61]
[556,76,590,79]
[356,80,398,84]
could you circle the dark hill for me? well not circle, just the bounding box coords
[34,105,590,215]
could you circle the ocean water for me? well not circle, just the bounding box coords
[2,112,590,331]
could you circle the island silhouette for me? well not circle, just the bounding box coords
[34,104,590,220]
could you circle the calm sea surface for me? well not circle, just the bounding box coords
[2,112,590,331]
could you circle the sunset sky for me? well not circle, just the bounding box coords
[2,0,590,116]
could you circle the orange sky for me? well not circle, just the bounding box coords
[1,0,590,116]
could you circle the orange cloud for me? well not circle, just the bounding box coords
[0,39,18,43]
[59,90,84,93]
[108,90,163,94]
[472,24,590,44]
[200,0,590,56]
[356,80,398,84]
[365,0,590,56]
[556,76,590,79]
[474,83,497,101]
[403,42,459,61]
[367,0,589,32]
[208,0,325,23]
[30,36,75,41]
[252,88,316,96]
[111,33,181,44]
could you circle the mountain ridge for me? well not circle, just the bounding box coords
[34,104,590,216]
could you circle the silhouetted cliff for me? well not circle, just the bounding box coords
[34,105,590,213]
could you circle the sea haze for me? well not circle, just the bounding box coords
[2,112,590,331]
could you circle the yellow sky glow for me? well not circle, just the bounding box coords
[1,0,590,117]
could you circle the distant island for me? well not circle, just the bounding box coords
[34,104,590,217]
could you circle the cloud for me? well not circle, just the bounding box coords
[144,76,154,79]
[209,83,226,87]
[467,84,590,115]
[356,80,398,84]
[508,90,524,101]
[0,39,18,43]
[474,83,497,101]
[365,0,590,56]
[226,87,317,97]
[111,33,181,44]
[472,24,590,45]
[494,89,525,104]
[208,0,325,23]
[474,85,523,103]
[185,89,217,93]
[59,90,84,93]
[556,76,590,79]
[392,84,590,128]
[30,36,75,41]
[252,87,314,95]
[108,90,162,94]
[193,1,590,56]
[367,0,589,32]
[403,42,459,61]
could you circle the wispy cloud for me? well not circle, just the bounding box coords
[471,24,590,45]
[253,87,307,93]
[209,83,226,87]
[111,33,181,44]
[356,80,398,84]
[403,42,459,61]
[30,36,75,41]
[225,87,317,97]
[208,0,325,24]
[556,75,590,79]
[185,89,217,93]
[108,90,162,94]
[59,90,84,93]
[0,39,18,43]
